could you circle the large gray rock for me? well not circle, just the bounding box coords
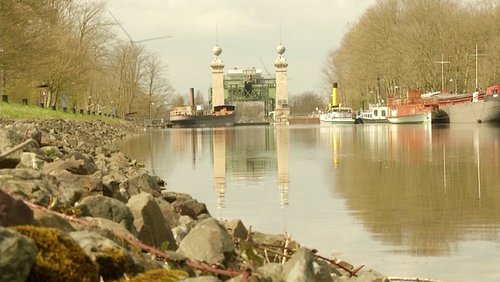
[224,219,248,240]
[256,263,284,281]
[282,247,316,282]
[69,231,133,280]
[79,194,136,234]
[0,189,34,227]
[43,152,98,175]
[0,123,41,168]
[127,192,177,250]
[314,260,335,282]
[163,192,210,220]
[177,217,235,265]
[108,151,131,170]
[48,169,97,205]
[0,227,38,282]
[173,198,210,219]
[5,122,42,145]
[155,197,181,228]
[172,216,197,245]
[72,217,138,239]
[51,168,102,194]
[101,170,129,202]
[17,152,45,170]
[125,171,161,197]
[33,209,76,233]
[94,151,132,174]
[0,168,57,206]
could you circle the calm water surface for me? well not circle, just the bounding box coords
[119,123,500,282]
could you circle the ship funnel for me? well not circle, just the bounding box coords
[331,82,338,107]
[189,88,195,107]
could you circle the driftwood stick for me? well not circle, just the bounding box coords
[121,236,243,279]
[0,138,37,159]
[255,242,363,277]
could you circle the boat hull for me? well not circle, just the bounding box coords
[438,94,500,123]
[319,116,356,124]
[387,112,431,124]
[319,114,356,124]
[360,117,388,123]
[319,106,357,124]
[169,114,236,128]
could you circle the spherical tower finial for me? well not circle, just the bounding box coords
[213,45,222,56]
[276,43,286,55]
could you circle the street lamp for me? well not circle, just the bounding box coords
[394,85,400,97]
[110,100,115,117]
[448,78,457,94]
[87,96,93,114]
[149,102,154,119]
[0,48,4,95]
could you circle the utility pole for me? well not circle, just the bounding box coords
[435,54,450,92]
[0,48,5,96]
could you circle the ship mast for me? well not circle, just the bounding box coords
[435,53,450,92]
[471,44,485,90]
[476,44,478,90]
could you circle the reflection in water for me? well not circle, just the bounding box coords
[275,126,290,208]
[474,127,481,205]
[332,123,500,256]
[212,126,290,215]
[213,129,227,210]
[119,124,500,281]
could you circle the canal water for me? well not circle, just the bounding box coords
[119,123,500,282]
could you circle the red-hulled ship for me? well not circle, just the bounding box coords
[386,89,434,124]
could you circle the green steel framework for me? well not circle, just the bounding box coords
[209,68,276,117]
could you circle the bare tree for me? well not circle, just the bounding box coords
[1,0,175,118]
[290,91,325,115]
[322,0,500,106]
[141,54,174,118]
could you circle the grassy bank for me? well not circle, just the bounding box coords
[0,102,117,122]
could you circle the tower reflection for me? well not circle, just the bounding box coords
[275,126,290,208]
[213,128,227,212]
[210,126,290,225]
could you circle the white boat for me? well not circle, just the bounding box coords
[320,107,356,124]
[320,82,357,124]
[387,112,432,124]
[359,104,388,123]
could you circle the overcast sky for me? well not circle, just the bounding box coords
[107,0,377,97]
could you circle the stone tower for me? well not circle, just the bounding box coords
[211,45,225,110]
[274,43,290,122]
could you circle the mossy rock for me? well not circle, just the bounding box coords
[126,268,189,282]
[95,247,129,280]
[14,226,99,282]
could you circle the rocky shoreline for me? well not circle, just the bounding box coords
[0,118,388,282]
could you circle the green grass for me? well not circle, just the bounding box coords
[0,101,118,122]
